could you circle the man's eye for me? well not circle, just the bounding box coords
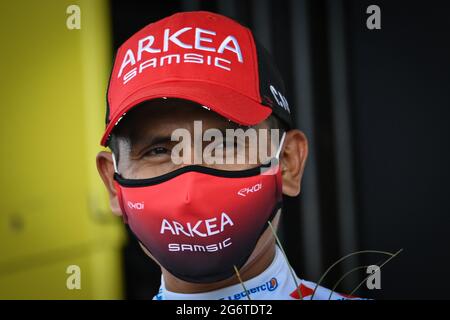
[145,146,170,156]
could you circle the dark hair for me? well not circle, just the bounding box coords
[108,132,121,163]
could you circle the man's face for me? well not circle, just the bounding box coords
[96,98,308,286]
[113,98,276,180]
[98,98,308,216]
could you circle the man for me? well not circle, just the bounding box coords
[96,11,358,300]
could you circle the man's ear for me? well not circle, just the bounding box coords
[280,129,308,197]
[96,151,122,216]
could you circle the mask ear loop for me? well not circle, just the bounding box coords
[261,131,286,175]
[112,152,119,174]
[111,152,128,224]
[275,131,287,161]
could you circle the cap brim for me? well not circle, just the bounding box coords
[101,80,272,146]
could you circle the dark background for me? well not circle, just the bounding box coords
[109,0,450,299]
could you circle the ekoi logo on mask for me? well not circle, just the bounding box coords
[128,201,144,210]
[238,182,263,197]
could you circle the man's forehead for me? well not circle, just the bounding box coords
[118,98,251,144]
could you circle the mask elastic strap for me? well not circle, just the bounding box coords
[261,131,286,175]
[275,131,287,161]
[111,152,128,223]
[112,152,119,174]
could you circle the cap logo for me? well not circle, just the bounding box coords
[117,27,244,85]
[270,84,290,113]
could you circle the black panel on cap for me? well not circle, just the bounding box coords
[254,39,293,129]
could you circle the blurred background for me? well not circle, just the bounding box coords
[0,0,449,299]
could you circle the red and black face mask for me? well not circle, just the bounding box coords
[112,134,285,283]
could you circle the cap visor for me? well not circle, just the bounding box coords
[101,80,272,146]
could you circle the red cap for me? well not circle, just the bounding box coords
[101,11,292,146]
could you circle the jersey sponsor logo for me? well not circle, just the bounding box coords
[220,277,279,300]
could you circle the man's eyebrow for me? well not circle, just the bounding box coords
[130,123,248,151]
[219,125,255,136]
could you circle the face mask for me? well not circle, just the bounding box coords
[112,133,286,283]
